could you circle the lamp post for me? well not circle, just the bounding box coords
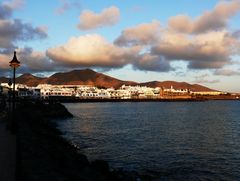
[9,51,20,132]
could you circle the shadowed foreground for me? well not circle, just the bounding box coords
[16,100,150,181]
[0,112,16,181]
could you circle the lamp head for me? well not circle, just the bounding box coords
[9,51,20,68]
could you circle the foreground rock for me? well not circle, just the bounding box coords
[16,100,150,181]
[0,110,16,181]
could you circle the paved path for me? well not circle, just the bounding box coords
[0,117,16,181]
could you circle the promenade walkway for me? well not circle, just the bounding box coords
[0,115,16,181]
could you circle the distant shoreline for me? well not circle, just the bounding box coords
[45,96,239,103]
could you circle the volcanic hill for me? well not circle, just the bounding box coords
[0,69,215,91]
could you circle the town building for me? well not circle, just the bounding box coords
[0,83,230,100]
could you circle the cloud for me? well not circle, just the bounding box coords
[55,0,81,15]
[151,30,234,69]
[0,0,48,54]
[111,1,240,72]
[3,0,24,10]
[168,0,240,34]
[0,0,50,76]
[214,68,240,76]
[132,53,171,72]
[46,33,173,72]
[18,47,54,72]
[0,19,48,49]
[48,14,240,73]
[0,53,9,70]
[194,74,220,84]
[0,48,54,76]
[0,4,12,19]
[47,34,140,69]
[2,1,238,75]
[47,1,240,73]
[232,30,240,38]
[0,0,24,19]
[77,6,120,30]
[114,20,161,46]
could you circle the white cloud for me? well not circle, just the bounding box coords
[168,0,240,34]
[151,30,234,69]
[47,34,140,68]
[46,33,173,72]
[2,1,239,75]
[114,20,161,46]
[48,16,240,73]
[77,6,120,30]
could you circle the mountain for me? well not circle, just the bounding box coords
[0,77,9,84]
[0,69,216,91]
[45,69,137,88]
[16,73,46,87]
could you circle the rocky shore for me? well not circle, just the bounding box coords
[0,109,16,181]
[15,100,151,181]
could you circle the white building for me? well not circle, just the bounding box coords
[37,84,74,99]
[190,91,225,96]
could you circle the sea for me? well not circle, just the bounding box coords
[57,101,240,180]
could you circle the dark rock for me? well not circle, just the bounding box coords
[91,160,110,174]
[15,100,146,181]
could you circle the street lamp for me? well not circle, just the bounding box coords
[9,51,20,132]
[10,51,20,91]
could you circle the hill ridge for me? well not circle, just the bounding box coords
[0,69,216,91]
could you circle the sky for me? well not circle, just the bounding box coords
[0,0,240,92]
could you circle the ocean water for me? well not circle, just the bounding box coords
[58,101,240,180]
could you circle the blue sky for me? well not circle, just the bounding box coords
[1,0,240,92]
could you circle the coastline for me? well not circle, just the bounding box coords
[16,100,151,181]
[46,97,207,103]
[44,95,239,103]
[13,99,240,180]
